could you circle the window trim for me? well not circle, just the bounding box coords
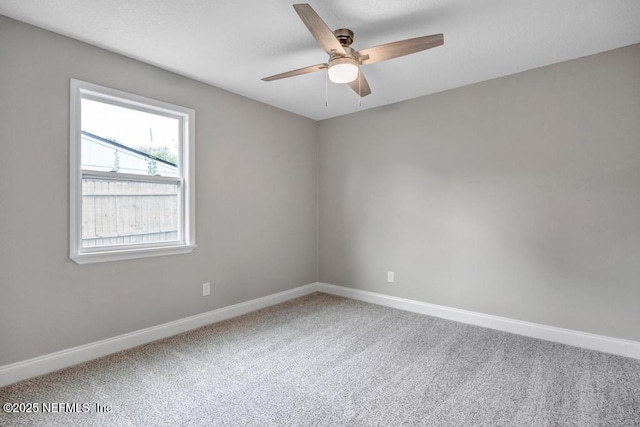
[70,79,196,264]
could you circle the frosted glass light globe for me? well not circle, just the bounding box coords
[328,61,359,84]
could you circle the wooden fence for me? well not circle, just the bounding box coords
[82,179,179,247]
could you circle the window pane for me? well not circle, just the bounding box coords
[81,98,180,177]
[82,178,180,248]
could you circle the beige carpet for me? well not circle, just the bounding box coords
[1,292,639,426]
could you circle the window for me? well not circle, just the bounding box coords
[70,79,196,264]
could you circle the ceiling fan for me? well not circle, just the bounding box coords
[262,3,444,97]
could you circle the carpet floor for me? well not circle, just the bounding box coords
[1,292,639,426]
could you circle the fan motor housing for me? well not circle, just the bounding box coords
[329,46,360,66]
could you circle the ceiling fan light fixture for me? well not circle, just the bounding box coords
[327,57,359,84]
[261,4,444,98]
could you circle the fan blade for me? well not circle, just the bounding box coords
[347,71,372,97]
[262,63,328,81]
[293,4,346,56]
[358,34,444,65]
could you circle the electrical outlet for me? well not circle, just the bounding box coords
[202,282,211,296]
[387,271,394,283]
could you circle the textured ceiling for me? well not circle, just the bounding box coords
[1,0,639,120]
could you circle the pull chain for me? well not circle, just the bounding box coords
[358,73,362,108]
[325,69,329,107]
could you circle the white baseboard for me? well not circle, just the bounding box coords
[317,283,640,360]
[0,283,318,387]
[3,281,638,387]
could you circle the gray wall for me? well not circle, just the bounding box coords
[0,16,318,365]
[318,44,640,342]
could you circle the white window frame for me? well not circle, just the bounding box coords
[70,79,196,264]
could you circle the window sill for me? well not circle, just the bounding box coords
[70,244,197,264]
